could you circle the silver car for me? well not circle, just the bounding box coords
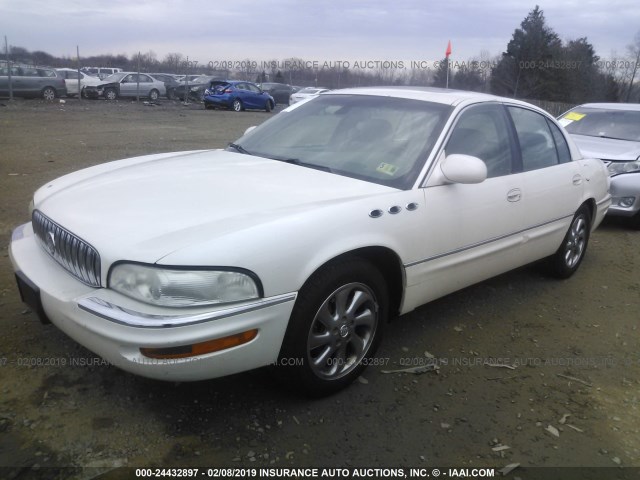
[85,72,166,101]
[560,103,640,228]
[0,64,67,100]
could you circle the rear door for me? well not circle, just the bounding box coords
[505,105,583,260]
[138,74,154,97]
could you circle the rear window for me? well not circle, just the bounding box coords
[560,107,640,142]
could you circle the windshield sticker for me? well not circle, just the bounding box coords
[376,163,399,176]
[558,118,573,127]
[563,112,586,121]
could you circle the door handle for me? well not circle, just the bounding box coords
[507,188,522,202]
[572,174,583,185]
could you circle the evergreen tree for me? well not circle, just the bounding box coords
[490,6,562,99]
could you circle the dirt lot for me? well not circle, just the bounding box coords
[0,98,638,479]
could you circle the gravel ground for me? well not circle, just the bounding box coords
[0,98,638,480]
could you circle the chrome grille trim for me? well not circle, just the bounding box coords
[32,210,102,287]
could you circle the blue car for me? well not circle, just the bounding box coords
[203,81,275,112]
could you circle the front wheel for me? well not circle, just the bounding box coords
[547,206,591,278]
[104,88,117,101]
[42,87,56,101]
[277,258,387,396]
[265,100,273,112]
[232,99,243,112]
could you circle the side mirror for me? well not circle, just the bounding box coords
[440,154,487,184]
[244,126,257,135]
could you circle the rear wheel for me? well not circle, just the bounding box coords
[149,89,159,101]
[232,99,243,112]
[547,206,591,278]
[42,87,56,101]
[277,258,387,396]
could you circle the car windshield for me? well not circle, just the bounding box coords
[191,76,213,84]
[299,88,323,94]
[102,73,126,83]
[231,94,452,189]
[560,107,640,142]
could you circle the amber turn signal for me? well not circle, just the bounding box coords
[140,329,258,359]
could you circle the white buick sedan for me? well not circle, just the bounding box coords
[10,87,610,395]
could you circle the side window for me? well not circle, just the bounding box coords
[546,119,572,164]
[139,74,152,83]
[508,107,559,171]
[22,68,39,77]
[445,104,514,178]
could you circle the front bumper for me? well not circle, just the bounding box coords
[607,172,640,218]
[10,222,296,381]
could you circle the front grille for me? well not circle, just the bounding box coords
[32,210,102,287]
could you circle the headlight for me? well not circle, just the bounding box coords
[109,263,260,307]
[190,86,199,92]
[607,160,640,176]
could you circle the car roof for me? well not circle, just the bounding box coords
[575,103,640,112]
[327,86,539,108]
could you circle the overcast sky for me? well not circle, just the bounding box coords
[1,0,638,66]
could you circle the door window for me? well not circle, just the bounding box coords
[508,107,560,171]
[445,104,514,178]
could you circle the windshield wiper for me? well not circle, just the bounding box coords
[227,143,253,155]
[576,133,633,142]
[269,156,333,173]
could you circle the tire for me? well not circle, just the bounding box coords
[265,100,273,112]
[232,99,243,112]
[629,211,640,230]
[277,258,387,396]
[149,89,159,101]
[104,88,117,101]
[42,87,56,101]
[547,206,591,278]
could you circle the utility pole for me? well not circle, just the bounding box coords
[5,36,13,100]
[76,46,82,100]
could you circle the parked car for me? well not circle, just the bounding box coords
[203,81,275,112]
[84,72,166,101]
[559,103,640,228]
[172,76,224,102]
[0,65,66,100]
[10,87,610,396]
[260,82,292,105]
[147,73,182,99]
[56,68,103,97]
[290,87,330,104]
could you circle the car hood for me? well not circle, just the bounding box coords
[570,134,640,161]
[34,150,394,265]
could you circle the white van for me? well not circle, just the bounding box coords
[82,67,123,80]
